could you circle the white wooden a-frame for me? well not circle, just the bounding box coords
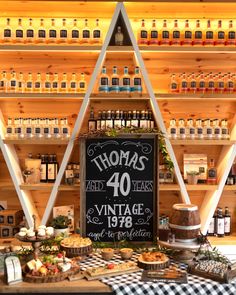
[42,2,190,225]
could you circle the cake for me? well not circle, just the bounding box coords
[138,251,170,270]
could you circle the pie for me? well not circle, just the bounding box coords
[139,252,169,264]
[60,234,92,248]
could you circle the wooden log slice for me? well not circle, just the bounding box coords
[60,244,93,258]
[138,257,170,270]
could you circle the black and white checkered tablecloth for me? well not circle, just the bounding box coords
[79,252,236,295]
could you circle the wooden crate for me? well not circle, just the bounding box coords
[0,210,23,226]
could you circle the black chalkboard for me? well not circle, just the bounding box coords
[81,136,157,242]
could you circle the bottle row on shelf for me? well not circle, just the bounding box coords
[170,72,236,94]
[88,109,155,131]
[99,66,142,94]
[65,163,80,185]
[168,118,230,140]
[137,19,236,46]
[5,117,71,140]
[159,164,174,184]
[0,71,87,94]
[226,161,236,185]
[0,18,102,44]
[208,207,231,237]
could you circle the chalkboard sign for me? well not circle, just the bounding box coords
[80,136,157,242]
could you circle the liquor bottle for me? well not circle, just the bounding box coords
[9,71,17,93]
[18,72,25,93]
[47,154,55,183]
[120,110,125,127]
[213,119,221,139]
[82,19,90,44]
[170,73,178,93]
[59,18,68,43]
[88,107,96,131]
[207,214,215,236]
[138,19,148,45]
[131,110,139,127]
[182,20,192,46]
[44,73,51,93]
[60,73,68,93]
[217,72,224,93]
[61,118,70,139]
[204,20,214,46]
[139,110,147,129]
[215,20,225,46]
[69,73,77,93]
[207,72,215,93]
[92,19,102,44]
[0,71,7,92]
[221,119,229,139]
[100,110,106,130]
[226,72,234,93]
[226,20,236,46]
[115,26,124,46]
[196,118,204,139]
[53,154,59,180]
[78,72,86,93]
[113,110,121,128]
[193,19,203,46]
[160,19,170,45]
[43,118,51,138]
[178,118,186,139]
[216,207,224,237]
[207,158,217,185]
[105,110,113,129]
[34,118,43,138]
[37,18,46,43]
[34,72,42,93]
[52,73,59,93]
[51,118,59,138]
[121,66,131,93]
[186,118,195,139]
[25,72,33,93]
[168,118,177,139]
[15,18,24,43]
[189,73,197,93]
[99,66,109,93]
[224,207,231,236]
[5,118,14,139]
[26,18,35,43]
[203,118,213,139]
[148,110,155,128]
[132,66,142,93]
[48,18,57,43]
[65,163,74,185]
[198,72,206,93]
[126,111,132,128]
[25,118,33,139]
[74,163,80,184]
[70,19,79,43]
[40,154,47,183]
[110,66,119,93]
[149,20,158,45]
[171,20,181,46]
[13,118,19,139]
[3,18,12,43]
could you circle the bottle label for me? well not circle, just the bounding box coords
[218,82,224,89]
[214,128,220,135]
[181,81,187,89]
[53,127,59,134]
[208,217,215,234]
[47,164,55,180]
[195,31,202,39]
[4,29,11,38]
[173,31,180,39]
[228,31,235,39]
[170,128,176,134]
[18,82,22,88]
[0,81,4,88]
[166,172,173,180]
[79,82,85,89]
[88,121,96,131]
[6,127,12,134]
[38,30,46,38]
[27,82,32,89]
[72,30,79,38]
[207,128,212,135]
[16,127,21,134]
[197,128,203,134]
[208,81,214,89]
[190,128,195,135]
[35,82,41,89]
[134,77,141,86]
[35,127,41,134]
[179,127,185,134]
[162,31,169,39]
[10,81,16,87]
[60,30,67,38]
[96,120,101,130]
[93,30,100,38]
[224,216,231,233]
[65,170,74,179]
[40,165,47,180]
[100,77,109,86]
[83,30,90,38]
[185,31,192,39]
[63,127,68,134]
[199,81,205,88]
[16,30,23,38]
[141,30,148,39]
[190,81,196,89]
[206,31,213,39]
[151,31,158,39]
[218,31,225,39]
[171,83,177,90]
[222,128,227,135]
[208,169,216,178]
[27,29,34,38]
[228,81,234,89]
[217,219,224,235]
[44,127,49,134]
[45,82,51,89]
[61,82,67,89]
[123,78,130,86]
[70,82,76,89]
[112,77,119,86]
[49,30,57,38]
[26,127,32,134]
[52,82,58,88]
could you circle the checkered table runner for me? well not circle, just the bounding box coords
[80,252,236,295]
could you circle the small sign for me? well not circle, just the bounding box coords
[4,256,22,285]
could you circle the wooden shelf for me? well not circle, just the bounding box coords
[170,140,235,146]
[19,183,80,191]
[0,182,14,191]
[0,93,84,101]
[159,184,218,191]
[224,185,236,191]
[209,234,236,246]
[157,93,236,101]
[3,139,71,145]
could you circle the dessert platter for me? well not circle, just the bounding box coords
[60,234,93,258]
[138,251,170,270]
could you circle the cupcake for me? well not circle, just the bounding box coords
[37,229,46,239]
[46,226,54,237]
[27,230,36,241]
[101,248,114,261]
[18,231,27,238]
[38,225,46,230]
[120,248,133,260]
[20,227,28,233]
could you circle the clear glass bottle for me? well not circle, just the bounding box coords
[110,66,119,93]
[0,71,8,92]
[92,19,102,44]
[48,18,57,43]
[115,26,124,46]
[34,72,42,93]
[26,18,35,43]
[178,118,186,139]
[204,19,214,46]
[131,110,139,128]
[78,72,86,93]
[183,19,192,46]
[171,19,181,46]
[69,73,77,93]
[203,118,213,139]
[37,18,46,43]
[149,20,158,45]
[82,19,90,44]
[221,119,230,139]
[18,72,25,93]
[168,118,177,139]
[193,19,203,46]
[25,72,33,93]
[186,118,195,139]
[196,118,204,139]
[99,66,109,93]
[180,72,188,93]
[3,18,12,43]
[207,72,215,93]
[60,73,68,93]
[226,72,234,93]
[133,66,142,93]
[113,110,121,129]
[138,19,148,45]
[121,66,131,93]
[5,118,14,139]
[160,19,170,45]
[215,20,225,46]
[70,19,79,44]
[34,118,43,138]
[190,72,197,93]
[9,71,17,93]
[59,18,68,43]
[52,73,59,93]
[25,118,33,139]
[52,118,61,138]
[15,18,24,43]
[170,73,178,93]
[44,73,51,93]
[100,110,106,130]
[17,117,24,139]
[213,118,221,139]
[217,72,225,94]
[226,20,236,46]
[139,110,148,129]
[198,72,206,93]
[61,117,70,139]
[43,118,51,138]
[105,110,113,129]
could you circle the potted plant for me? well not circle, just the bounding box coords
[187,171,200,185]
[51,215,70,237]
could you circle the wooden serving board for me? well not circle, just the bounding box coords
[83,267,140,281]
